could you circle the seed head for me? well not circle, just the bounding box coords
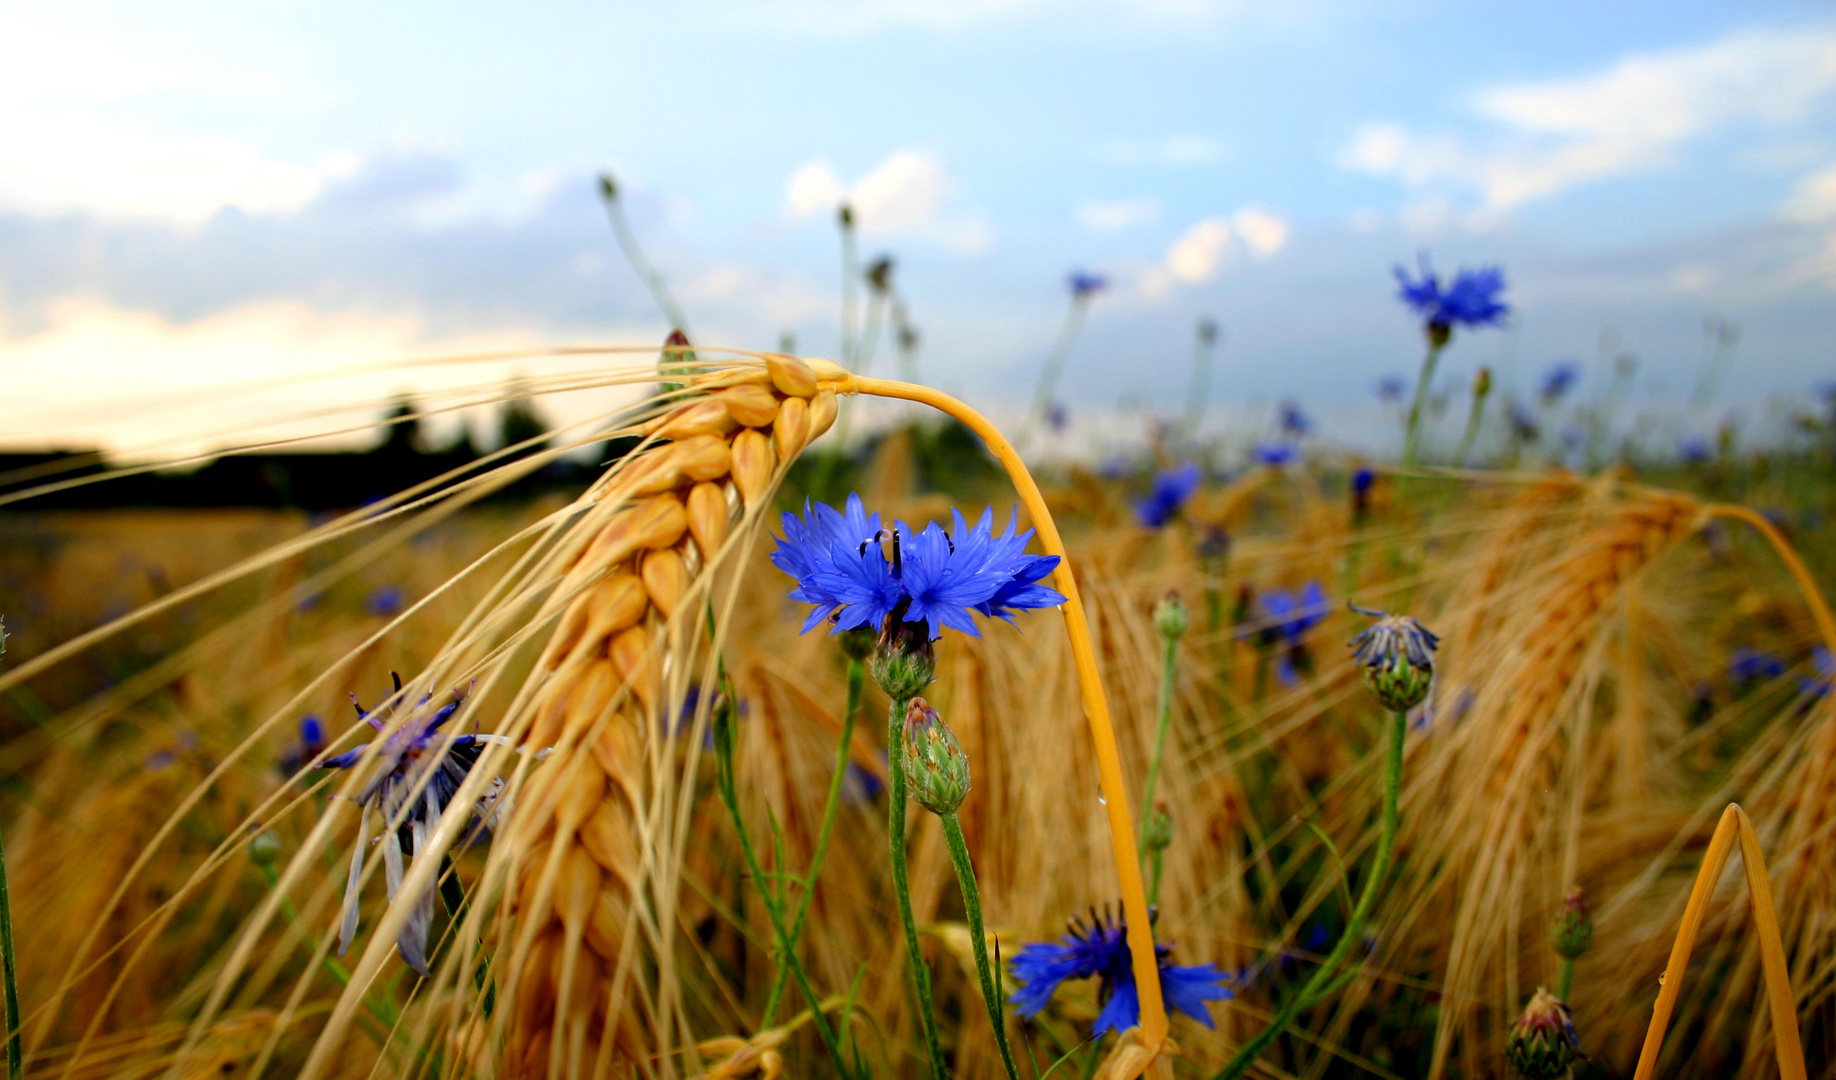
[1504,988,1579,1079]
[1141,802,1173,854]
[248,830,282,867]
[1551,886,1593,961]
[1153,592,1189,641]
[871,613,935,698]
[901,697,970,816]
[1349,604,1439,712]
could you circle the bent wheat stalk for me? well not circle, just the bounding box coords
[1631,803,1805,1080]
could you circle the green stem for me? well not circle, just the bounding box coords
[1210,708,1408,1080]
[1401,341,1445,467]
[888,697,948,1080]
[1138,633,1179,864]
[715,734,852,1076]
[1455,387,1490,467]
[940,813,1019,1080]
[763,658,864,1023]
[0,822,20,1080]
[258,862,399,1032]
[1557,958,1575,1001]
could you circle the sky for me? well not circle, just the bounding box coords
[1,0,1834,457]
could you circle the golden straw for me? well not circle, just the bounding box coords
[843,374,1171,1047]
[1631,803,1805,1080]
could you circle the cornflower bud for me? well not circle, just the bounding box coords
[248,830,282,867]
[1551,887,1593,961]
[1349,605,1439,712]
[1153,592,1189,641]
[901,697,969,816]
[1141,802,1173,854]
[1504,988,1579,1080]
[870,615,935,699]
[1474,366,1494,400]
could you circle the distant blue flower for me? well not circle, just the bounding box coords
[1278,401,1312,437]
[1510,404,1540,442]
[1046,402,1070,432]
[845,759,886,803]
[1253,442,1296,467]
[1137,463,1201,529]
[1679,436,1712,464]
[1376,375,1408,403]
[1540,363,1581,403]
[320,674,511,975]
[1069,270,1108,299]
[1394,254,1509,331]
[1351,468,1376,496]
[366,586,405,617]
[1008,907,1235,1036]
[280,714,328,776]
[1729,647,1786,686]
[1800,647,1834,699]
[771,498,1066,641]
[1261,581,1328,647]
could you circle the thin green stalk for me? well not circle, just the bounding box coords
[1210,708,1408,1080]
[1454,384,1490,467]
[888,696,948,1080]
[597,174,691,337]
[714,727,852,1076]
[257,862,399,1033]
[0,822,20,1080]
[1401,341,1444,467]
[763,658,864,1022]
[1557,958,1575,1001]
[1025,297,1091,442]
[1138,631,1179,859]
[939,813,1020,1080]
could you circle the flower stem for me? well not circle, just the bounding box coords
[888,696,948,1080]
[1454,385,1487,467]
[714,712,852,1077]
[1557,958,1575,1001]
[1138,630,1180,902]
[1401,341,1444,467]
[763,657,864,1023]
[0,822,20,1080]
[1209,707,1408,1080]
[940,812,1020,1080]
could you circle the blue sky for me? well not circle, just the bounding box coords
[2,0,1833,454]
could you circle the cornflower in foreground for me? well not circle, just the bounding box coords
[1349,604,1439,711]
[1136,463,1201,528]
[318,674,513,974]
[1008,906,1234,1036]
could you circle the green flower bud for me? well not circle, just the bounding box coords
[248,830,282,867]
[870,616,935,699]
[1427,320,1452,349]
[1551,887,1593,961]
[1349,605,1440,712]
[1153,592,1189,641]
[1141,802,1173,854]
[901,697,970,816]
[1505,988,1579,1080]
[1474,366,1494,400]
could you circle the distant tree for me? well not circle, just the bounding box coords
[377,396,423,455]
[497,382,550,455]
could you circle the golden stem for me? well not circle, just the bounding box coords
[1702,503,1836,654]
[1631,803,1805,1080]
[845,374,1171,1047]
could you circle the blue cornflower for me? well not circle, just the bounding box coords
[1679,436,1712,464]
[1045,402,1070,432]
[1800,647,1834,699]
[280,714,327,777]
[1261,581,1328,646]
[1351,468,1377,515]
[1729,647,1786,686]
[1253,442,1296,467]
[319,674,516,975]
[1510,403,1540,442]
[1278,401,1312,437]
[1136,463,1201,529]
[1539,363,1580,403]
[1008,907,1234,1036]
[1069,270,1108,299]
[771,498,1067,641]
[1394,253,1509,332]
[1376,375,1408,403]
[366,586,405,617]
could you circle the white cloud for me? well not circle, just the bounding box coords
[1077,196,1160,231]
[785,150,984,248]
[1098,136,1228,166]
[1342,26,1836,210]
[1166,218,1233,283]
[1785,161,1836,221]
[1164,206,1289,284]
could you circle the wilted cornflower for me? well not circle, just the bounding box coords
[1136,463,1201,529]
[1539,363,1580,404]
[319,674,513,975]
[1008,906,1234,1036]
[771,495,1066,641]
[1069,270,1108,299]
[1394,253,1509,343]
[1350,605,1440,711]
